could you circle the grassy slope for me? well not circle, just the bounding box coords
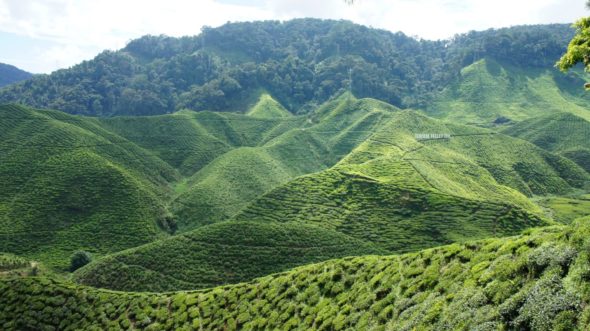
[235,110,589,252]
[536,194,590,224]
[380,111,590,197]
[247,94,292,119]
[73,221,384,292]
[98,108,303,176]
[427,58,590,124]
[501,112,590,173]
[0,104,178,269]
[3,219,590,330]
[171,94,398,230]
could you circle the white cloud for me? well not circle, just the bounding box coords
[0,0,586,73]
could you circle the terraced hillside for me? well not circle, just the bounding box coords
[98,95,305,176]
[169,94,400,230]
[3,218,590,330]
[236,110,589,252]
[1,97,586,271]
[0,104,179,269]
[427,58,590,124]
[502,113,590,173]
[73,222,383,292]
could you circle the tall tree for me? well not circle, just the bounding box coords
[557,4,590,89]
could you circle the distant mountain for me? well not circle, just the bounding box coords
[0,19,576,116]
[0,63,32,87]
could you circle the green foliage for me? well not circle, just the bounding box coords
[502,112,590,172]
[427,58,590,124]
[0,20,577,116]
[69,251,92,272]
[0,104,177,269]
[0,253,29,271]
[557,17,590,76]
[73,222,384,292]
[536,194,590,224]
[3,222,590,330]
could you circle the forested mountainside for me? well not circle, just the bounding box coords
[0,63,32,88]
[0,20,576,116]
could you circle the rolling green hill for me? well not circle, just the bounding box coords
[426,58,590,124]
[247,94,292,119]
[73,221,384,292]
[170,94,399,230]
[235,110,588,252]
[0,104,178,269]
[97,107,304,176]
[501,112,590,173]
[1,95,586,271]
[3,218,590,330]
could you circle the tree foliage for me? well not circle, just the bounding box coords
[0,19,575,116]
[69,251,92,272]
[557,17,590,89]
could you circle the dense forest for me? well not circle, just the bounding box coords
[0,63,32,88]
[0,19,575,116]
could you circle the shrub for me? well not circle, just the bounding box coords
[69,251,92,272]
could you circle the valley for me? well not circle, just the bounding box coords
[0,17,589,330]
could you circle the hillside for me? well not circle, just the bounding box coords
[0,63,32,88]
[3,218,590,330]
[426,58,590,124]
[169,94,399,230]
[0,21,575,116]
[0,104,178,269]
[73,221,383,292]
[501,112,590,173]
[2,98,586,270]
[235,110,589,252]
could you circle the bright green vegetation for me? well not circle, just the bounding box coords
[537,195,590,224]
[4,219,590,330]
[73,222,383,292]
[247,94,292,119]
[557,16,590,76]
[98,108,304,176]
[427,58,590,124]
[236,110,590,251]
[169,94,397,230]
[502,112,590,173]
[0,104,178,269]
[0,253,29,271]
[0,20,575,116]
[0,63,31,88]
[3,97,586,271]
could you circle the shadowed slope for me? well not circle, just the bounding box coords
[0,104,178,269]
[73,221,384,292]
[502,112,590,173]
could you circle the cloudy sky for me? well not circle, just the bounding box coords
[0,0,586,74]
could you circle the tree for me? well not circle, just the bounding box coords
[556,7,590,89]
[69,250,92,272]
